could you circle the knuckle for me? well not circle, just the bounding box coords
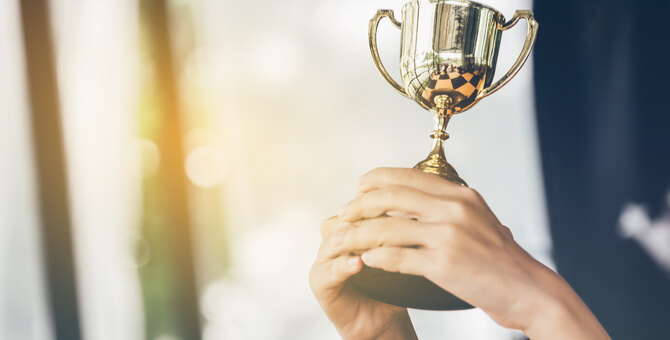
[427,200,446,222]
[358,219,386,248]
[435,198,467,221]
[345,198,359,214]
[341,229,357,248]
[367,167,384,178]
[452,199,471,219]
[459,186,480,202]
[367,167,390,183]
[432,223,455,246]
[375,218,392,246]
[356,223,373,246]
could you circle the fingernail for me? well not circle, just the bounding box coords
[347,257,358,268]
[338,204,348,218]
[361,252,371,263]
[330,234,343,247]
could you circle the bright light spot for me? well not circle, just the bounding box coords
[619,197,670,272]
[619,203,651,238]
[185,145,226,188]
[199,279,275,339]
[249,33,303,86]
[130,138,160,178]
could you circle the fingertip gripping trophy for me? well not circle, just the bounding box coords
[350,0,538,310]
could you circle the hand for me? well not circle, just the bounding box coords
[309,216,418,340]
[335,168,610,340]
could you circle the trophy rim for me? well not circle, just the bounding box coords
[404,0,505,20]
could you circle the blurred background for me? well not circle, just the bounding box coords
[1,0,668,339]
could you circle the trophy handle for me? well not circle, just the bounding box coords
[369,10,410,98]
[476,10,539,100]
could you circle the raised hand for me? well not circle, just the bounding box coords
[334,168,610,340]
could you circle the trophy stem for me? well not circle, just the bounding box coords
[413,114,468,187]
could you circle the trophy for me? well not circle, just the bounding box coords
[349,0,538,310]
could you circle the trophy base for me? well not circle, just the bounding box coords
[349,266,473,310]
[414,159,468,187]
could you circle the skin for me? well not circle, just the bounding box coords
[309,168,611,340]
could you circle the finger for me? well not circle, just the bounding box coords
[336,217,431,253]
[309,255,363,296]
[358,167,463,196]
[320,215,351,239]
[358,168,491,221]
[316,222,362,261]
[339,185,443,222]
[361,247,431,278]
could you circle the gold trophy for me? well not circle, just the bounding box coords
[350,0,538,310]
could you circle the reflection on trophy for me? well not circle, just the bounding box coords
[350,0,538,310]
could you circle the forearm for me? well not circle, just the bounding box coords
[521,265,610,340]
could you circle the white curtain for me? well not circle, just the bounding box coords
[0,0,551,339]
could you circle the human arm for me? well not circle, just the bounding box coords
[334,167,610,339]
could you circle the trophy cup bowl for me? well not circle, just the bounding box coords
[349,0,538,310]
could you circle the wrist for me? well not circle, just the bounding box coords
[520,267,610,340]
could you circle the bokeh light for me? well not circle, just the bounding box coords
[185,145,226,188]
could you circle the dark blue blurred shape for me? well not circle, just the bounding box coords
[534,0,670,338]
